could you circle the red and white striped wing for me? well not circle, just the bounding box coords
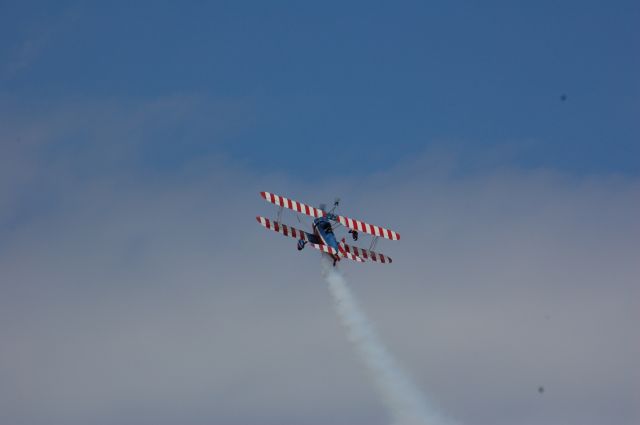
[336,215,400,241]
[340,250,365,263]
[256,216,310,241]
[310,243,338,255]
[310,244,364,262]
[260,191,399,241]
[260,192,325,218]
[341,242,393,264]
[257,216,364,263]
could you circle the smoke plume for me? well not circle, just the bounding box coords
[322,258,451,425]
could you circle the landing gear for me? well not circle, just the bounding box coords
[333,257,338,267]
[349,230,359,241]
[297,239,307,251]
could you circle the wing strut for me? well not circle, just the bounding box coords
[276,205,284,223]
[369,236,379,251]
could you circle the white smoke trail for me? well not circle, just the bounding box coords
[322,258,449,425]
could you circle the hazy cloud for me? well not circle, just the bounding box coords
[0,98,638,425]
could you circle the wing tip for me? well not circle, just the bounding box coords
[259,191,267,199]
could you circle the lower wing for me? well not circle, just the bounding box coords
[341,241,393,264]
[257,216,363,263]
[339,250,365,263]
[309,243,364,262]
[256,216,317,242]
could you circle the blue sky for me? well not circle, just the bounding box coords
[1,2,639,425]
[2,0,638,176]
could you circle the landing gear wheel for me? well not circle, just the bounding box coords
[349,230,359,241]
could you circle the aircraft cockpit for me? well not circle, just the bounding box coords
[317,220,334,235]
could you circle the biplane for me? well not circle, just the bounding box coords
[256,191,399,266]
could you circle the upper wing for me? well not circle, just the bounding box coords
[334,214,400,241]
[260,191,325,218]
[341,241,393,264]
[260,191,400,241]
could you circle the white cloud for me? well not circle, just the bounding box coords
[0,98,638,425]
